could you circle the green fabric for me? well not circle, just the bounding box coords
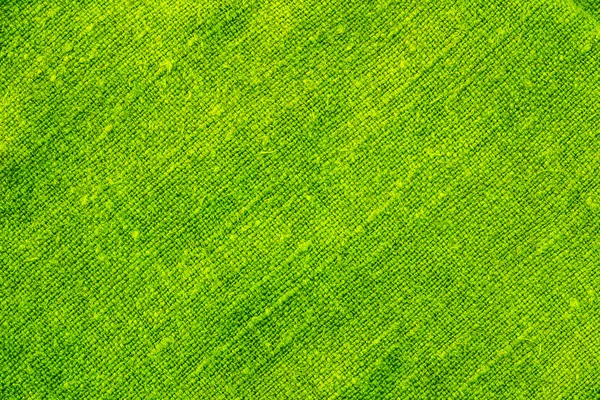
[1,0,600,398]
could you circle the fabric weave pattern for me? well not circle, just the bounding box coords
[1,0,600,398]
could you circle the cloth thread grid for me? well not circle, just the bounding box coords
[1,0,599,398]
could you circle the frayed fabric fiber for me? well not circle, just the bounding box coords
[1,0,600,399]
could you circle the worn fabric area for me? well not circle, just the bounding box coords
[1,0,600,398]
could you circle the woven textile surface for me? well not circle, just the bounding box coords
[1,0,600,398]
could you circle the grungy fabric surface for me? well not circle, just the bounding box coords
[1,0,600,398]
